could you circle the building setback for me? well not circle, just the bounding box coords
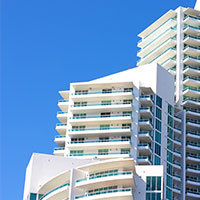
[23,1,200,200]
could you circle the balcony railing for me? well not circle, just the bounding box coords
[76,171,133,183]
[187,131,200,136]
[68,152,130,157]
[185,108,200,113]
[183,96,200,103]
[39,183,70,200]
[56,123,67,126]
[187,119,200,125]
[72,90,133,96]
[71,102,132,107]
[67,139,130,144]
[58,100,69,103]
[57,111,68,114]
[183,76,200,82]
[183,65,200,71]
[187,154,200,159]
[187,165,200,171]
[71,114,132,120]
[54,147,65,150]
[187,142,200,147]
[70,126,131,132]
[75,188,133,199]
[186,178,200,183]
[55,135,66,138]
[183,86,200,92]
[186,190,200,195]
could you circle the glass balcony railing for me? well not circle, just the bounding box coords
[39,183,70,200]
[185,107,200,113]
[71,102,132,107]
[187,131,200,136]
[137,156,152,163]
[161,56,176,66]
[185,15,200,21]
[186,190,200,195]
[67,139,130,144]
[187,142,200,147]
[174,138,181,143]
[173,162,181,167]
[184,34,200,41]
[184,76,200,82]
[184,44,200,51]
[174,127,181,132]
[57,111,68,114]
[183,65,200,71]
[71,114,132,120]
[187,153,200,159]
[69,152,130,157]
[173,174,181,179]
[186,165,200,171]
[183,86,200,92]
[54,147,65,150]
[75,188,132,199]
[174,150,181,155]
[76,171,132,183]
[140,107,153,112]
[187,119,200,125]
[186,178,200,183]
[72,90,133,96]
[70,126,131,132]
[56,123,67,126]
[138,18,176,44]
[138,131,153,137]
[184,24,200,31]
[58,100,69,103]
[183,96,200,103]
[55,135,66,138]
[139,119,153,126]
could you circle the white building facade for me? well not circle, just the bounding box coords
[23,1,200,200]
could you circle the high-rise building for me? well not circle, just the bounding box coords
[23,1,200,200]
[137,2,200,199]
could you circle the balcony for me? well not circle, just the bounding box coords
[139,107,153,118]
[58,100,69,112]
[186,165,200,174]
[53,147,65,156]
[172,186,181,194]
[138,131,153,143]
[75,172,133,189]
[186,190,200,199]
[183,86,200,98]
[66,139,131,150]
[54,135,66,146]
[186,142,200,150]
[71,90,133,100]
[161,57,176,70]
[184,15,200,26]
[173,162,181,170]
[69,114,132,125]
[183,65,200,76]
[173,138,181,146]
[187,131,200,139]
[184,35,200,47]
[184,24,200,36]
[70,102,132,112]
[68,126,132,137]
[187,153,200,162]
[173,127,182,134]
[184,45,200,57]
[186,178,200,186]
[173,174,181,182]
[57,111,68,123]
[39,182,69,200]
[56,123,67,135]
[67,152,130,160]
[183,76,200,88]
[186,119,200,128]
[168,66,176,75]
[173,150,181,158]
[74,188,133,200]
[139,119,153,130]
[137,144,152,155]
[186,108,200,118]
[183,96,200,107]
[137,156,152,165]
[140,96,154,106]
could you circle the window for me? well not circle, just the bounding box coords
[146,176,162,191]
[167,163,173,175]
[156,95,162,108]
[155,143,161,156]
[102,89,112,93]
[156,120,161,131]
[167,139,173,151]
[70,150,84,155]
[71,138,84,143]
[155,131,161,144]
[123,99,132,104]
[154,155,160,165]
[122,123,131,129]
[73,113,86,118]
[167,127,173,139]
[167,175,172,187]
[100,124,110,130]
[72,126,85,130]
[122,136,131,140]
[168,104,174,116]
[166,188,172,200]
[101,100,111,105]
[101,112,110,117]
[146,193,161,200]
[168,116,173,127]
[99,137,109,141]
[98,149,108,155]
[74,102,87,107]
[75,90,88,95]
[124,88,133,92]
[167,151,173,163]
[156,107,162,120]
[30,193,37,200]
[123,111,132,116]
[121,148,130,154]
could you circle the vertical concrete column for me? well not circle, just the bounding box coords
[176,7,184,107]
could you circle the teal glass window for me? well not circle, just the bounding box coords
[167,175,172,187]
[167,151,173,163]
[154,155,160,165]
[167,163,173,175]
[168,116,174,127]
[146,177,151,191]
[166,188,172,200]
[157,177,161,190]
[156,95,162,108]
[146,176,162,191]
[156,120,161,131]
[146,193,151,200]
[156,107,162,120]
[167,127,173,139]
[168,104,174,116]
[167,139,173,151]
[155,143,161,156]
[155,131,161,144]
[30,193,37,200]
[152,177,156,190]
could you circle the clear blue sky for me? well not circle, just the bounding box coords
[1,0,196,199]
